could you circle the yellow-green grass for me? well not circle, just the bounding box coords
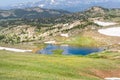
[87,51,120,59]
[53,35,101,47]
[0,50,120,80]
[64,36,101,47]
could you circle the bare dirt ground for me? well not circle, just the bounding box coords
[90,69,120,79]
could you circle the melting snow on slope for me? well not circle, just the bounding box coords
[0,47,32,52]
[94,21,117,26]
[98,27,120,37]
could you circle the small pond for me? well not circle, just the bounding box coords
[37,44,104,55]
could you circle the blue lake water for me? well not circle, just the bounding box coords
[38,44,104,55]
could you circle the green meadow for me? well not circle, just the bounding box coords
[0,50,120,80]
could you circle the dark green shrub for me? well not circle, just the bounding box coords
[52,49,63,55]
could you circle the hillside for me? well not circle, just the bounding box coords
[0,7,70,19]
[0,6,120,25]
[0,20,100,44]
[58,6,120,22]
[0,6,120,44]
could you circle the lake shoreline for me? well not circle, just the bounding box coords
[38,44,104,55]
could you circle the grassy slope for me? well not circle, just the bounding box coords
[0,51,120,80]
[65,36,99,47]
[55,36,102,47]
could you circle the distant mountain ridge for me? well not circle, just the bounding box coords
[0,6,120,24]
[2,0,120,12]
[0,7,70,19]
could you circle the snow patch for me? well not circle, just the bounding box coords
[38,4,44,7]
[98,27,120,37]
[0,47,32,52]
[104,77,120,80]
[60,33,69,37]
[44,41,56,44]
[50,0,56,4]
[94,21,117,26]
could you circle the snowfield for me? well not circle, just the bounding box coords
[94,21,117,26]
[95,21,120,37]
[98,27,120,37]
